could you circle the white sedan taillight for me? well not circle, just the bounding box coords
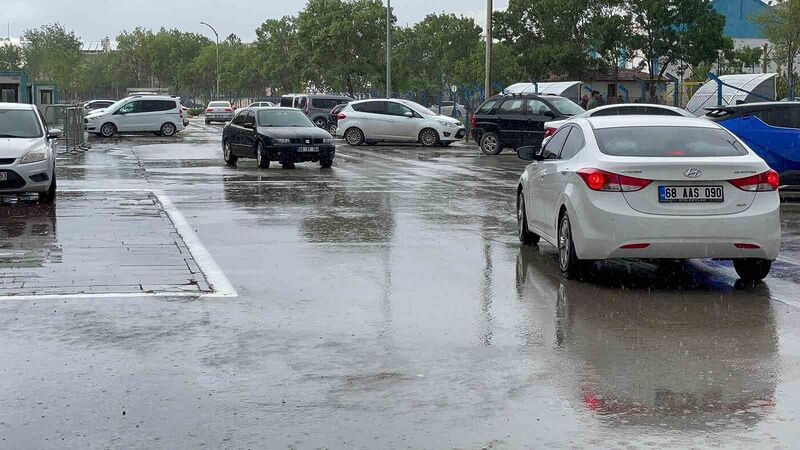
[577,168,651,192]
[729,170,780,191]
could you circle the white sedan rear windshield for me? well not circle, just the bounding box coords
[595,126,748,157]
[209,102,230,107]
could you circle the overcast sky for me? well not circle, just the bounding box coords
[1,0,508,43]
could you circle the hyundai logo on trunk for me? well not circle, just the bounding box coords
[683,168,702,178]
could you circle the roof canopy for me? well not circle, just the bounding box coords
[686,73,777,116]
[505,81,581,96]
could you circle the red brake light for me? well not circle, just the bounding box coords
[544,127,556,138]
[337,113,347,120]
[206,108,213,112]
[729,170,780,191]
[224,108,232,112]
[577,168,651,192]
[470,114,476,129]
[621,243,651,249]
[735,243,761,249]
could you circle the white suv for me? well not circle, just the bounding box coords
[84,95,186,138]
[337,99,466,147]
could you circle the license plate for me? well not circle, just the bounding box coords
[298,146,318,153]
[659,185,724,203]
[0,172,6,181]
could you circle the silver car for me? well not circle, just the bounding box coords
[205,101,234,124]
[0,103,60,203]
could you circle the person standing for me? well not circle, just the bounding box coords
[579,94,589,109]
[587,91,600,110]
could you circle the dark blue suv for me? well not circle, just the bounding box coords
[706,102,800,184]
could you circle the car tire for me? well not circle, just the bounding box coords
[345,127,365,146]
[517,192,540,246]
[419,128,440,147]
[160,122,177,137]
[314,117,328,129]
[440,142,452,147]
[256,141,270,169]
[328,124,338,135]
[282,162,296,170]
[39,172,56,204]
[558,212,590,280]
[480,132,502,155]
[99,122,116,138]
[733,259,772,281]
[205,120,211,125]
[320,157,333,168]
[223,140,238,166]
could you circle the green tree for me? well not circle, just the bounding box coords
[587,1,633,85]
[295,0,390,95]
[254,16,302,95]
[23,23,84,98]
[495,0,593,80]
[755,0,800,99]
[627,0,728,99]
[0,44,24,71]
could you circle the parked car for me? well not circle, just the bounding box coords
[84,95,186,138]
[543,103,694,146]
[516,115,780,282]
[337,99,466,147]
[328,103,349,135]
[429,101,466,119]
[180,105,190,126]
[705,102,800,184]
[280,94,353,129]
[205,101,234,124]
[83,99,116,112]
[247,101,275,108]
[0,103,60,203]
[471,94,585,155]
[221,107,335,169]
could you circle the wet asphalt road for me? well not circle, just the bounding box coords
[2,119,800,448]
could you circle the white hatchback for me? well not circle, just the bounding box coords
[337,99,466,147]
[84,95,185,138]
[516,116,781,282]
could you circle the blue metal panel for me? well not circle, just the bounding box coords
[710,0,767,39]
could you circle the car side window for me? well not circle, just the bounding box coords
[559,127,585,159]
[162,100,177,111]
[756,107,800,129]
[544,127,571,158]
[386,102,413,117]
[295,97,307,110]
[476,99,498,114]
[498,99,525,114]
[526,99,552,116]
[243,111,255,127]
[353,101,385,114]
[232,111,246,126]
[116,101,141,114]
[280,97,293,107]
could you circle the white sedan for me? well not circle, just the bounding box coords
[337,99,465,147]
[516,115,781,282]
[0,103,60,203]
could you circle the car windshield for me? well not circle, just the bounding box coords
[209,101,230,107]
[547,97,585,116]
[594,126,748,157]
[258,109,315,127]
[0,109,43,138]
[399,100,437,116]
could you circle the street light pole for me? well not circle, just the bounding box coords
[386,0,392,98]
[485,0,493,98]
[200,21,220,100]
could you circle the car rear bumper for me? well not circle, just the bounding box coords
[570,192,781,260]
[0,160,53,194]
[206,114,233,121]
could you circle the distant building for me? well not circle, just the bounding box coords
[711,0,769,46]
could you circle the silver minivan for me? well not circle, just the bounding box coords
[84,95,186,138]
[280,94,353,129]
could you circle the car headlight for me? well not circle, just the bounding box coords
[322,138,335,144]
[437,120,457,128]
[20,149,48,164]
[273,138,291,144]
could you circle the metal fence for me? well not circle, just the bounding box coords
[44,104,86,150]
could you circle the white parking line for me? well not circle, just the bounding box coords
[0,188,238,301]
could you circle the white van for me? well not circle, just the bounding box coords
[84,95,186,138]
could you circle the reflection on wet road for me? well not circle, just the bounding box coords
[1,119,800,448]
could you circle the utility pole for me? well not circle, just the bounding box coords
[386,0,392,98]
[485,0,493,98]
[200,22,220,100]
